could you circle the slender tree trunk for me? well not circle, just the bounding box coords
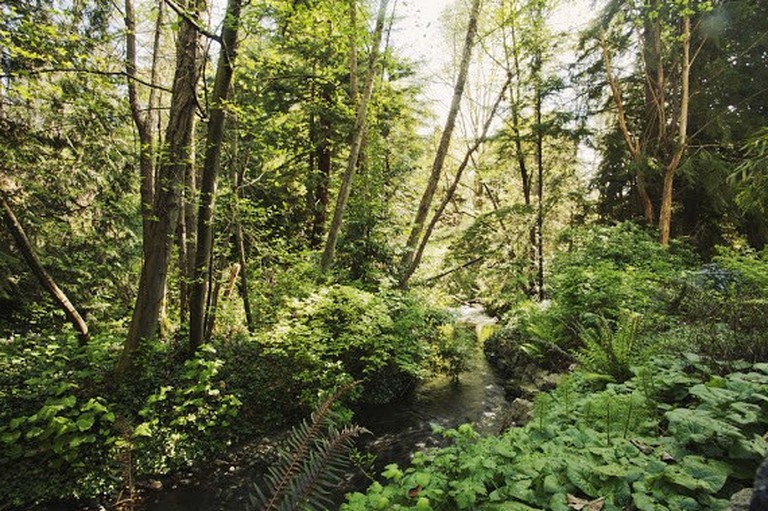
[178,119,197,325]
[124,0,156,256]
[117,0,205,376]
[147,0,164,130]
[348,0,358,101]
[600,29,655,225]
[189,0,243,350]
[398,0,481,286]
[234,210,253,330]
[399,76,509,287]
[320,0,390,273]
[309,87,333,248]
[229,139,254,331]
[658,15,690,245]
[178,203,188,321]
[535,72,544,300]
[204,264,223,340]
[637,172,654,225]
[506,18,537,294]
[2,197,89,344]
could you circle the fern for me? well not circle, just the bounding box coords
[576,313,644,381]
[250,383,370,511]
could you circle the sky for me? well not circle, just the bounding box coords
[391,0,597,124]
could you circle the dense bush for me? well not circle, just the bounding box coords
[0,282,456,508]
[343,356,768,510]
[220,285,453,431]
[670,246,768,362]
[0,333,240,507]
[486,223,695,374]
[549,223,693,334]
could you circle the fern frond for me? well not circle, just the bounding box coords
[253,381,361,511]
[577,314,643,381]
[286,425,369,510]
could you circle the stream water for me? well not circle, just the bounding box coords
[143,304,506,510]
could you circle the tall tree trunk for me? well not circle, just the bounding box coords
[309,87,333,248]
[233,164,253,331]
[204,262,223,340]
[658,15,690,245]
[398,0,481,286]
[177,129,196,323]
[2,197,89,344]
[535,69,544,301]
[189,0,244,350]
[117,0,204,376]
[124,0,156,256]
[399,76,509,287]
[320,0,390,273]
[506,17,536,294]
[348,0,358,101]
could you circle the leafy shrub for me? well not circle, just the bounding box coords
[131,345,241,474]
[550,222,693,336]
[486,223,694,376]
[0,332,243,508]
[217,286,454,436]
[0,333,122,506]
[255,286,449,406]
[343,356,768,511]
[672,246,768,361]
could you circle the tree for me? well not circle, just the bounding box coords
[117,0,206,375]
[1,194,88,344]
[592,0,701,245]
[397,0,482,287]
[320,0,391,272]
[124,0,164,256]
[189,0,245,350]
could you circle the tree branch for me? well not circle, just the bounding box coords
[164,0,222,42]
[0,67,172,93]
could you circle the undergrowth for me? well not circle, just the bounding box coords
[342,355,768,510]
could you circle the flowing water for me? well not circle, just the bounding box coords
[143,304,506,510]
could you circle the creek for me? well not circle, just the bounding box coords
[143,304,507,511]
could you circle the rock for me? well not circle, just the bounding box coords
[729,488,752,511]
[500,398,533,431]
[149,480,163,491]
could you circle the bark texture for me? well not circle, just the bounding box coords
[658,15,690,245]
[189,0,244,350]
[118,0,204,375]
[320,0,390,272]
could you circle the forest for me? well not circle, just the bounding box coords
[1,0,767,509]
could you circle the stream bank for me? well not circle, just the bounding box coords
[139,304,535,510]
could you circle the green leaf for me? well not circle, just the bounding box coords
[133,422,152,438]
[75,413,95,432]
[413,471,431,487]
[0,430,21,444]
[632,492,658,511]
[665,408,742,445]
[682,457,730,493]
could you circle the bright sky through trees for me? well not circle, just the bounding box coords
[393,0,596,125]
